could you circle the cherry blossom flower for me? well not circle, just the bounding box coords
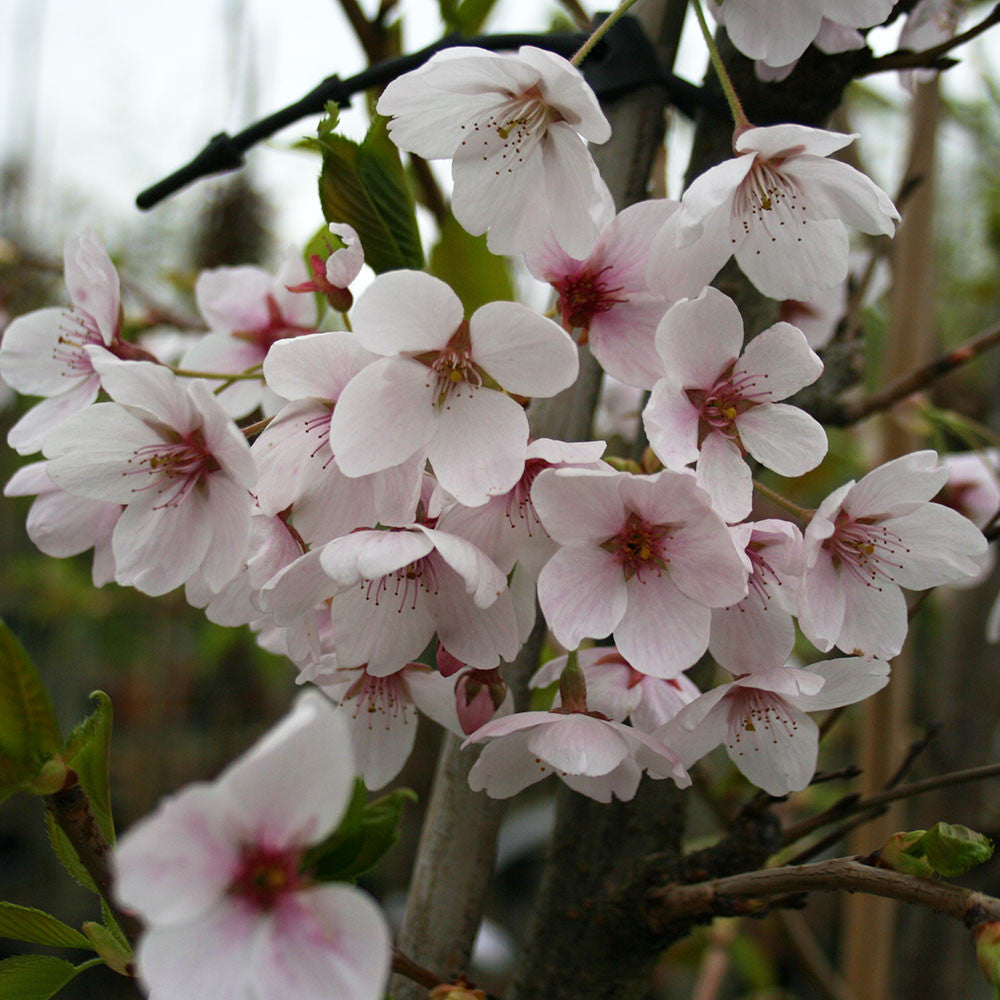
[533,468,748,677]
[286,222,365,310]
[798,451,988,659]
[647,125,900,302]
[0,230,132,454]
[377,45,613,257]
[464,708,690,802]
[524,200,679,388]
[4,460,120,586]
[708,0,893,69]
[750,20,869,82]
[255,331,421,542]
[643,287,827,522]
[660,657,890,795]
[114,691,391,1000]
[530,647,700,733]
[899,0,963,90]
[329,271,579,506]
[710,519,804,673]
[300,661,465,790]
[43,355,257,596]
[180,252,319,418]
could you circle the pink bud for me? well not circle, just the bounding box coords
[455,669,506,735]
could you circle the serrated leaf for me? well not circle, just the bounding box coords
[0,621,61,798]
[429,215,515,313]
[0,954,93,1000]
[318,787,417,883]
[61,693,114,844]
[0,904,91,950]
[99,900,129,955]
[317,117,423,274]
[82,922,132,976]
[44,812,97,895]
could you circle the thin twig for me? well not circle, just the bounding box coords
[646,856,1000,928]
[835,317,1000,425]
[785,810,887,867]
[863,3,1000,75]
[335,0,383,62]
[884,722,942,790]
[778,911,859,1000]
[557,0,593,31]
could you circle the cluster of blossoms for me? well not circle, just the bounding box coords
[0,23,991,998]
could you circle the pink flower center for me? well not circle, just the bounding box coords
[345,669,411,729]
[504,458,547,534]
[553,265,627,335]
[361,553,441,612]
[53,310,105,379]
[232,295,315,352]
[743,540,784,608]
[459,89,556,177]
[604,511,673,582]
[725,686,799,755]
[732,158,808,247]
[823,512,911,590]
[688,366,770,445]
[229,843,302,911]
[125,429,221,508]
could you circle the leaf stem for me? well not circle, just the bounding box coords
[752,480,811,522]
[690,0,751,132]
[571,0,641,66]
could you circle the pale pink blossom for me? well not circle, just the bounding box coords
[709,0,893,69]
[899,0,964,90]
[530,647,700,733]
[934,450,999,589]
[301,661,464,790]
[798,451,988,659]
[181,253,319,418]
[4,460,120,586]
[287,222,365,308]
[464,709,690,802]
[647,125,899,302]
[114,691,391,1000]
[643,287,826,522]
[524,200,679,388]
[533,468,748,677]
[752,19,868,82]
[43,355,257,596]
[377,45,613,257]
[329,271,578,506]
[661,658,890,795]
[710,519,804,673]
[0,230,132,454]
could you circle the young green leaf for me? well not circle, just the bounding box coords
[0,621,62,802]
[81,921,133,976]
[920,822,994,877]
[44,812,97,895]
[0,954,98,1000]
[0,904,91,950]
[429,216,515,314]
[61,692,115,844]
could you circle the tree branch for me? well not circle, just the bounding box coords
[645,856,1000,929]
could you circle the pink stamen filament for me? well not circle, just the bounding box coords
[726,687,798,756]
[345,670,411,731]
[553,264,628,333]
[361,555,441,612]
[732,159,809,248]
[604,511,673,582]
[53,311,103,377]
[504,458,547,534]
[123,430,220,509]
[426,348,483,408]
[824,513,911,591]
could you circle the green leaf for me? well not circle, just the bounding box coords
[317,116,424,274]
[61,692,115,844]
[920,822,994,877]
[0,621,62,800]
[44,812,97,895]
[0,904,91,950]
[81,922,132,976]
[309,784,416,883]
[98,900,130,956]
[429,215,515,313]
[438,0,499,34]
[0,954,95,1000]
[880,830,937,878]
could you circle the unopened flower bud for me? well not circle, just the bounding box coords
[557,649,588,713]
[455,668,505,735]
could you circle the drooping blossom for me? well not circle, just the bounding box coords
[710,519,804,673]
[255,330,421,543]
[286,222,365,310]
[524,200,679,388]
[647,125,900,302]
[114,691,391,1000]
[300,660,465,790]
[0,230,139,454]
[798,451,988,659]
[464,708,690,802]
[660,657,890,795]
[708,0,893,69]
[530,646,700,733]
[260,521,519,676]
[43,355,257,596]
[329,271,579,506]
[643,287,826,522]
[533,468,748,677]
[4,460,120,586]
[377,45,613,257]
[899,0,964,90]
[751,20,870,82]
[180,252,319,418]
